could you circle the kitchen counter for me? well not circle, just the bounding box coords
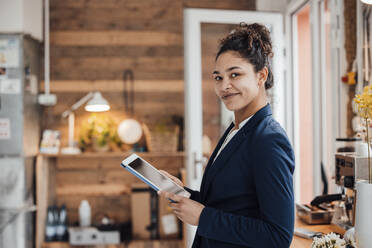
[291,217,346,247]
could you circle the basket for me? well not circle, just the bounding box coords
[144,125,179,152]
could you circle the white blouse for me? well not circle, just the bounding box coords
[213,115,252,164]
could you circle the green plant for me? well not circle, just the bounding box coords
[79,114,122,151]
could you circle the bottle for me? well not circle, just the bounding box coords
[45,206,57,241]
[79,200,91,227]
[56,205,68,241]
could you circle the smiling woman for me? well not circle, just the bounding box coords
[159,23,295,248]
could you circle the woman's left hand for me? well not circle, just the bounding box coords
[158,191,205,226]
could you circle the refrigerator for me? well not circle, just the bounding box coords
[0,34,41,248]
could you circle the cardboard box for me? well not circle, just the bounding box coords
[131,183,153,239]
[158,194,179,239]
[131,183,180,240]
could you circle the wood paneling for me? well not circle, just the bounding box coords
[127,240,182,248]
[44,0,255,131]
[50,5,182,32]
[39,2,255,246]
[51,46,183,58]
[48,56,183,81]
[41,80,184,93]
[56,194,131,225]
[48,69,184,81]
[183,0,255,10]
[53,154,184,225]
[50,0,181,9]
[56,184,130,196]
[51,31,183,46]
[41,240,182,248]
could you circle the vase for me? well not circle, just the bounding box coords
[355,180,372,247]
[92,138,110,153]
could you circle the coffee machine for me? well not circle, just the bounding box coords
[335,153,370,189]
[332,153,371,228]
[296,152,369,228]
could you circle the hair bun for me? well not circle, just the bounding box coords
[217,22,274,90]
[235,22,273,59]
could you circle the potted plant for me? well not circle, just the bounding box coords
[79,114,122,152]
[353,85,372,247]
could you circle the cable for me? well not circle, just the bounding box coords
[123,69,135,114]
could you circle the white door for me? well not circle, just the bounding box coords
[184,8,285,247]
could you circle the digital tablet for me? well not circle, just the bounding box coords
[121,153,191,198]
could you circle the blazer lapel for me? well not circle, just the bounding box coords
[201,128,246,202]
[201,104,273,202]
[199,123,234,196]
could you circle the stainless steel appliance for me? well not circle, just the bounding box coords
[335,153,370,189]
[0,34,41,248]
[332,152,372,229]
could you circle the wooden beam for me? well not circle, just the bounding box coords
[51,0,179,9]
[56,184,130,196]
[50,31,182,46]
[50,46,183,58]
[40,80,184,93]
[50,57,183,72]
[56,155,184,170]
[42,242,126,248]
[50,5,182,32]
[127,240,183,248]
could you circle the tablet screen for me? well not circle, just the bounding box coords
[129,157,187,196]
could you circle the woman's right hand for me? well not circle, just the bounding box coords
[159,170,184,188]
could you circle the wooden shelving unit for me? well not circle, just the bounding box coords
[41,239,183,248]
[36,152,186,248]
[40,152,185,158]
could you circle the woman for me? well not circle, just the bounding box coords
[159,23,295,248]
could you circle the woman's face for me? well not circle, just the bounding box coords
[213,51,263,112]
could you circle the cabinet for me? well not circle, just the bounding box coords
[35,152,186,248]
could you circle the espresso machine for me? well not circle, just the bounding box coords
[296,152,369,228]
[335,153,370,188]
[332,153,371,228]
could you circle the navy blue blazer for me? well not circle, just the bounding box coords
[185,104,295,248]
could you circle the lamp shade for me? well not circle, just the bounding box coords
[85,92,110,112]
[361,0,372,4]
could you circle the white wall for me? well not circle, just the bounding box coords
[0,0,43,41]
[256,0,289,12]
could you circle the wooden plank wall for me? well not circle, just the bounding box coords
[42,0,256,146]
[53,154,184,225]
[38,2,256,247]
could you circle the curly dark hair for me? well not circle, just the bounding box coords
[216,23,274,90]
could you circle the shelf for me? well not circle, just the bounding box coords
[42,239,183,248]
[41,242,124,248]
[56,184,130,196]
[39,151,185,158]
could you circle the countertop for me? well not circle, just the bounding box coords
[291,217,346,247]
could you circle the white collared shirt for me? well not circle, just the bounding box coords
[213,115,252,163]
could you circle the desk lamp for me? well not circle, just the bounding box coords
[61,92,110,154]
